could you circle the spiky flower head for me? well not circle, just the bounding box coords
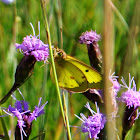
[75,102,106,139]
[79,30,101,45]
[120,74,140,109]
[109,72,121,97]
[1,0,13,4]
[1,97,48,140]
[15,22,49,62]
[119,74,140,139]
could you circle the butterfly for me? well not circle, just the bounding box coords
[50,49,102,93]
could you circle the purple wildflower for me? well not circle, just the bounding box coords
[27,97,48,124]
[0,0,13,4]
[119,74,140,109]
[75,102,106,139]
[15,22,49,62]
[119,75,140,139]
[108,72,120,117]
[109,72,121,92]
[79,30,101,45]
[109,72,121,96]
[2,97,48,140]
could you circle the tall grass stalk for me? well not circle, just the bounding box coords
[63,92,72,140]
[54,0,72,138]
[104,0,116,140]
[40,0,71,139]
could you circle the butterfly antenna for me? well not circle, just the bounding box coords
[60,27,63,49]
[40,60,50,68]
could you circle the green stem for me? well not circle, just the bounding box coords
[40,0,66,130]
[104,0,116,140]
[63,92,72,140]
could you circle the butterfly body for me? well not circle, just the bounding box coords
[50,49,102,93]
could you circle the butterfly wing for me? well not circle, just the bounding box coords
[50,56,89,92]
[66,55,102,89]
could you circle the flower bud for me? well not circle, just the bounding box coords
[122,106,137,139]
[0,55,36,105]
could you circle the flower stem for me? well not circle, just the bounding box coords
[104,0,116,139]
[63,92,72,140]
[40,0,67,135]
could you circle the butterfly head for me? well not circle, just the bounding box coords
[53,48,67,60]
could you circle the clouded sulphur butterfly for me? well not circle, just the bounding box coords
[50,49,102,93]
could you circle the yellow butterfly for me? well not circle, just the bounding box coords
[50,49,102,93]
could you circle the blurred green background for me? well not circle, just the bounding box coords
[0,0,139,139]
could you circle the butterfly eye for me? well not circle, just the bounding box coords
[60,52,63,56]
[57,51,64,57]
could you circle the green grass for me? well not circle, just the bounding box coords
[0,0,140,140]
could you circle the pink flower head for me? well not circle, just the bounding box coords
[27,97,48,124]
[109,72,121,96]
[79,30,101,45]
[120,74,140,109]
[15,22,49,62]
[1,97,48,139]
[1,0,13,4]
[75,102,106,139]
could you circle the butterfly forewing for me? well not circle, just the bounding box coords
[66,55,102,89]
